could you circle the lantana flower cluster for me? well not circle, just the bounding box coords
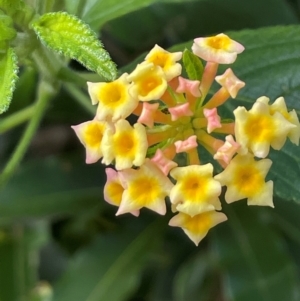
[72,33,300,246]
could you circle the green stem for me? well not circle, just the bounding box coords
[0,81,55,186]
[64,82,95,115]
[58,67,87,88]
[0,105,35,134]
[32,45,62,80]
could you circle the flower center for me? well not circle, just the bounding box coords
[130,176,160,205]
[206,35,231,50]
[245,115,274,142]
[139,76,162,97]
[115,132,135,154]
[99,82,125,105]
[84,123,104,148]
[184,212,212,234]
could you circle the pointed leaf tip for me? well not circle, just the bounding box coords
[182,49,204,81]
[32,12,117,81]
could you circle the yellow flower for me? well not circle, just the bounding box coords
[71,120,108,164]
[214,153,274,207]
[234,99,296,158]
[257,96,300,146]
[87,73,138,121]
[145,44,182,81]
[169,211,227,246]
[102,119,148,170]
[192,33,244,64]
[127,62,167,101]
[116,160,173,215]
[104,168,139,216]
[170,164,222,217]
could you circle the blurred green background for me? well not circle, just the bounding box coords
[1,0,300,300]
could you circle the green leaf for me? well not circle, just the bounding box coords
[32,12,117,81]
[52,221,162,301]
[102,0,296,53]
[0,48,18,114]
[182,49,204,81]
[0,155,105,219]
[0,0,23,13]
[0,222,49,301]
[81,0,192,32]
[0,11,16,42]
[212,203,300,301]
[173,253,214,301]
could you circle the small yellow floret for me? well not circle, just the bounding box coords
[192,33,244,64]
[234,100,296,158]
[214,153,274,207]
[170,164,222,216]
[88,73,138,121]
[83,123,104,148]
[116,160,173,215]
[71,120,108,164]
[104,168,124,207]
[127,62,167,101]
[145,45,182,81]
[169,211,227,246]
[257,96,300,145]
[102,119,148,170]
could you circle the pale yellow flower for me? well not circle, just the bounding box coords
[87,73,138,121]
[169,211,227,246]
[170,164,222,217]
[71,120,108,164]
[234,99,296,158]
[192,33,244,64]
[116,160,173,215]
[102,119,148,170]
[257,96,300,145]
[104,168,139,216]
[127,62,167,101]
[214,153,274,207]
[145,44,182,81]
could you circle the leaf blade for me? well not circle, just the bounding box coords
[0,48,18,114]
[212,204,299,301]
[52,221,162,301]
[182,49,204,81]
[32,12,117,81]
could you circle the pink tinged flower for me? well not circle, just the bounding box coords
[102,119,148,170]
[71,120,108,164]
[175,135,198,153]
[234,100,296,158]
[151,149,178,175]
[192,33,244,64]
[116,160,174,216]
[169,211,227,246]
[213,135,240,166]
[138,102,159,128]
[176,77,201,97]
[203,108,222,133]
[169,103,193,121]
[257,96,300,146]
[145,44,182,81]
[88,73,139,121]
[215,68,245,98]
[214,153,274,207]
[127,62,168,101]
[103,168,139,217]
[170,164,222,217]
